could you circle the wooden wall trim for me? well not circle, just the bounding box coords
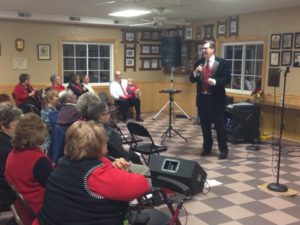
[2,81,300,143]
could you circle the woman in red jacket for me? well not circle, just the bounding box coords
[38,120,150,225]
[12,73,42,113]
[5,113,54,214]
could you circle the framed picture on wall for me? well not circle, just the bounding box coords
[151,45,160,54]
[204,24,214,39]
[281,51,292,66]
[270,34,281,49]
[141,45,151,54]
[122,30,137,43]
[294,51,300,67]
[281,33,293,49]
[294,32,300,48]
[185,27,193,40]
[124,44,136,71]
[217,20,227,38]
[270,51,280,67]
[37,44,51,60]
[228,16,239,37]
[126,58,134,67]
[126,48,135,57]
[140,58,161,70]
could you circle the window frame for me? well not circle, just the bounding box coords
[59,38,117,86]
[222,41,264,94]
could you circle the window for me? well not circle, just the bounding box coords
[62,42,113,84]
[223,42,263,92]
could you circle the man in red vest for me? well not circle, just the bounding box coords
[190,40,231,160]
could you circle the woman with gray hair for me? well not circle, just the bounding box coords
[76,92,150,178]
[0,103,22,211]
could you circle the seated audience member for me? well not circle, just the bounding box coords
[81,73,95,93]
[5,113,54,214]
[41,87,59,152]
[109,71,143,122]
[48,89,81,163]
[38,120,150,225]
[126,78,140,99]
[12,73,42,113]
[50,74,65,93]
[0,104,22,211]
[67,73,88,97]
[77,92,144,164]
[0,94,13,105]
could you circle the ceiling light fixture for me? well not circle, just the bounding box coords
[108,9,151,18]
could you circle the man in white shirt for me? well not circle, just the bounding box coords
[109,71,143,122]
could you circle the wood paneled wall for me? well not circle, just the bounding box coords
[1,81,300,143]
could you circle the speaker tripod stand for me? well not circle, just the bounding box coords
[160,89,188,144]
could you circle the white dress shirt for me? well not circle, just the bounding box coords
[109,79,128,100]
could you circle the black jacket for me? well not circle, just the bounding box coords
[190,57,231,112]
[0,132,16,206]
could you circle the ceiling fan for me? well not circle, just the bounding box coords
[130,7,190,28]
[95,0,142,6]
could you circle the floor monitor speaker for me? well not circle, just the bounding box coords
[226,102,260,141]
[161,36,182,67]
[149,155,207,195]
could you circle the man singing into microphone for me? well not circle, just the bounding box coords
[190,40,231,159]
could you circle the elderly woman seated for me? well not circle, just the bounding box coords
[0,103,22,212]
[76,92,150,179]
[38,120,150,225]
[12,73,42,114]
[5,113,54,214]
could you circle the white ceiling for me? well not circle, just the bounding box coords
[1,0,300,27]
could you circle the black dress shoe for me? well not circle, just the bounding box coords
[201,151,211,156]
[218,154,228,160]
[136,117,144,122]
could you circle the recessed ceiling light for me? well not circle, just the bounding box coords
[109,9,151,18]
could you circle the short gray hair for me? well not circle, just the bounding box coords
[58,89,75,105]
[0,103,22,129]
[50,74,58,84]
[76,92,106,121]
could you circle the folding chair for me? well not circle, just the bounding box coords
[8,185,36,225]
[127,122,167,165]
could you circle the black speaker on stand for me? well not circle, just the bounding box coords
[226,102,261,143]
[161,36,182,68]
[153,36,190,143]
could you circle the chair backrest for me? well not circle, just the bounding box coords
[48,124,67,163]
[127,122,151,138]
[8,184,36,225]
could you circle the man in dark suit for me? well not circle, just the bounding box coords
[190,40,231,159]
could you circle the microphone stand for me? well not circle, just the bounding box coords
[267,66,290,192]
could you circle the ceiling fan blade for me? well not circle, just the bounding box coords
[130,22,154,27]
[95,0,118,6]
[164,19,190,26]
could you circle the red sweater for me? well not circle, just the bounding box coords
[88,157,150,201]
[13,83,34,106]
[51,84,65,93]
[5,147,54,214]
[126,84,139,99]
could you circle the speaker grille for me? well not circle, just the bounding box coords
[161,36,182,67]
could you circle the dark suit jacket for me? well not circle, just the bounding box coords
[190,57,231,113]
